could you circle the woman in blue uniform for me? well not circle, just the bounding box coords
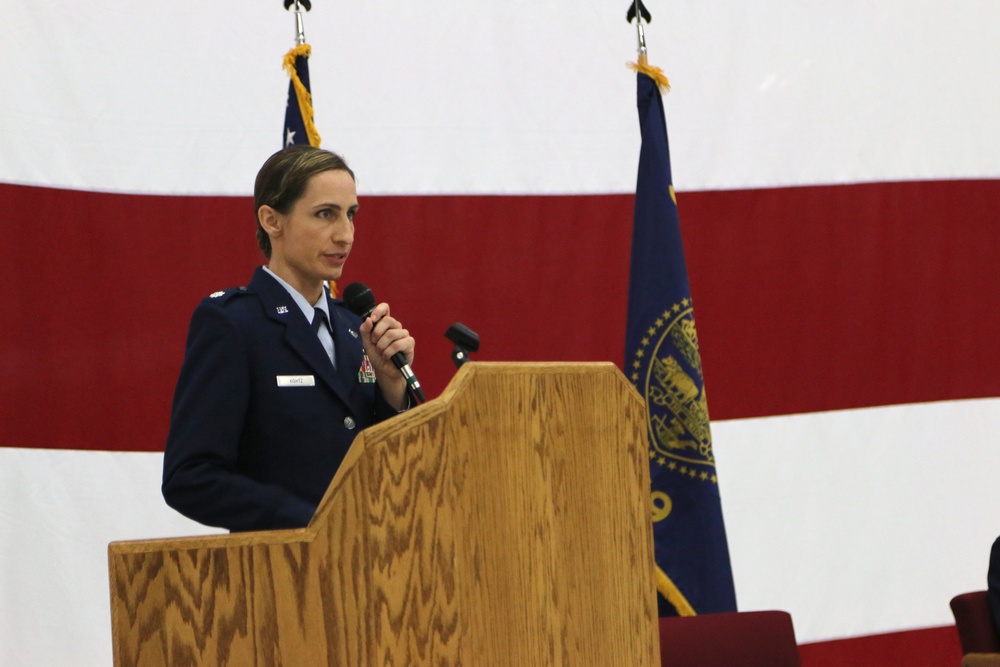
[162,145,415,532]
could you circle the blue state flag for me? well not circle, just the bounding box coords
[283,43,321,147]
[625,71,738,617]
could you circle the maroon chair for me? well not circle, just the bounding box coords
[950,591,1000,666]
[658,610,801,667]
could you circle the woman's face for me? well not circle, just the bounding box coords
[266,169,358,299]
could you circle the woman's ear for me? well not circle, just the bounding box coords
[257,205,283,239]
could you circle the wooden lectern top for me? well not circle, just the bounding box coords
[109,362,659,666]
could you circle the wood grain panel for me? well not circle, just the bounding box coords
[109,362,658,666]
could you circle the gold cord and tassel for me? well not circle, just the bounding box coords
[628,53,671,93]
[656,564,696,616]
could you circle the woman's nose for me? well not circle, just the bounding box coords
[331,218,354,245]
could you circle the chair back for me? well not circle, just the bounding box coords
[951,591,1000,654]
[658,610,801,667]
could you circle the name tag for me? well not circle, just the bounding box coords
[276,375,315,387]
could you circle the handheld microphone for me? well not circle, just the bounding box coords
[342,282,425,405]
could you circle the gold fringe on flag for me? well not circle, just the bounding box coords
[283,43,322,148]
[655,564,696,616]
[628,54,671,93]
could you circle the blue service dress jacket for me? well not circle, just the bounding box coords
[990,536,1000,638]
[162,267,399,532]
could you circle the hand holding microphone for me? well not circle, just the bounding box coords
[343,282,424,406]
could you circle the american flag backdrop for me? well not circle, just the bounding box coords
[2,2,999,664]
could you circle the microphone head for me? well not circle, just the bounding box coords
[342,282,376,319]
[445,322,480,352]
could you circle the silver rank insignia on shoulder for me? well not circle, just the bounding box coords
[209,291,225,298]
[358,353,376,383]
[276,306,289,314]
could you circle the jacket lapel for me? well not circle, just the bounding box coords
[328,296,366,400]
[250,268,358,415]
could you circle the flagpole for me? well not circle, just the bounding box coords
[282,0,312,43]
[633,0,648,66]
[293,0,306,44]
[626,0,670,92]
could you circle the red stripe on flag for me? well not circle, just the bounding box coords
[682,180,1000,418]
[345,181,1000,418]
[3,180,997,451]
[798,625,961,667]
[1,183,257,452]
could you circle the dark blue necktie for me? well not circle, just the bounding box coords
[312,308,335,367]
[311,308,330,334]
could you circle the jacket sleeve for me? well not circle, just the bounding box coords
[989,536,1000,638]
[161,301,315,532]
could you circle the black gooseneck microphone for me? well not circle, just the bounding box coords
[342,282,425,405]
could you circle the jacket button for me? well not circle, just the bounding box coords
[344,416,356,430]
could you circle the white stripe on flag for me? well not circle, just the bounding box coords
[1,2,998,195]
[715,397,1000,643]
[0,448,219,666]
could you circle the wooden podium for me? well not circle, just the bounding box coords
[108,362,659,666]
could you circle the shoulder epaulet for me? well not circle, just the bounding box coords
[203,286,251,304]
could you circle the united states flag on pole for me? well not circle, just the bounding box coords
[283,43,321,147]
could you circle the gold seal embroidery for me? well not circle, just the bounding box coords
[630,299,718,485]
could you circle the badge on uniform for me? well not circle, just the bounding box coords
[276,375,315,387]
[358,353,376,383]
